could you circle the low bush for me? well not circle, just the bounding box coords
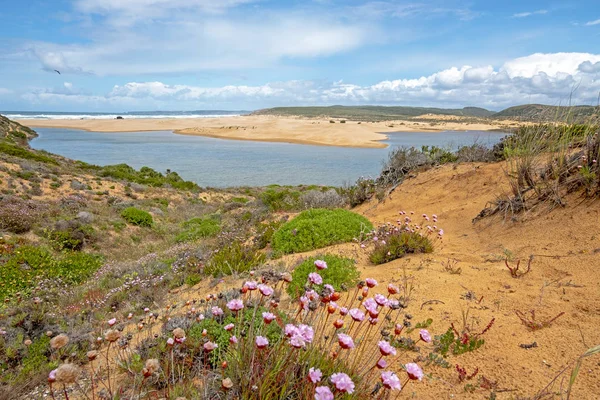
[287,255,359,298]
[175,216,220,242]
[121,207,153,227]
[0,197,41,233]
[259,187,301,211]
[299,189,346,209]
[271,208,372,254]
[253,219,285,249]
[369,231,434,264]
[204,242,266,277]
[99,164,199,191]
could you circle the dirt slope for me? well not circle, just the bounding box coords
[351,162,600,398]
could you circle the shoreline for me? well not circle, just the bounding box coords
[15,115,516,149]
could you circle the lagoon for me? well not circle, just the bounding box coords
[31,128,506,187]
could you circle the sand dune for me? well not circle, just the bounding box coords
[17,115,517,148]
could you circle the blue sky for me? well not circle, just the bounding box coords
[0,0,599,111]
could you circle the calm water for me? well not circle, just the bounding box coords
[31,128,506,187]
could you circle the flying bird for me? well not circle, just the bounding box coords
[54,70,61,75]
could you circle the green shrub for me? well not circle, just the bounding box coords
[0,142,58,165]
[121,207,153,227]
[184,273,202,286]
[204,242,266,277]
[254,219,285,249]
[259,188,302,211]
[287,255,359,298]
[369,231,433,265]
[99,164,199,191]
[175,216,220,242]
[0,197,41,233]
[271,209,372,254]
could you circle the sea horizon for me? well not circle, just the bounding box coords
[0,110,250,120]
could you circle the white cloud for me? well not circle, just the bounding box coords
[512,10,548,18]
[28,13,370,76]
[585,18,600,26]
[0,88,13,95]
[20,52,600,110]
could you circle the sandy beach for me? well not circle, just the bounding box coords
[16,115,518,148]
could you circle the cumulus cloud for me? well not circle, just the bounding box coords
[20,52,600,110]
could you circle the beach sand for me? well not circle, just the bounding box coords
[17,115,518,148]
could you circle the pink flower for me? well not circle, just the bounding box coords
[438,229,444,236]
[387,299,399,309]
[229,336,238,344]
[255,336,269,349]
[203,341,218,352]
[244,281,258,290]
[108,318,117,326]
[300,296,309,311]
[337,333,355,349]
[381,371,402,390]
[212,306,224,316]
[226,299,243,312]
[366,278,377,288]
[144,307,150,313]
[405,363,424,381]
[374,294,388,307]
[258,284,274,297]
[289,334,306,348]
[330,372,355,394]
[48,369,57,383]
[285,324,299,337]
[373,236,378,241]
[419,329,432,343]
[308,272,323,285]
[387,284,399,295]
[363,298,378,313]
[378,340,396,356]
[369,317,379,325]
[324,284,335,294]
[376,358,388,369]
[349,308,365,322]
[339,307,349,316]
[314,260,328,270]
[224,323,235,331]
[166,338,175,346]
[314,386,334,400]
[298,324,315,343]
[308,367,322,383]
[262,312,276,324]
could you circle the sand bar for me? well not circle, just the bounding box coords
[16,115,517,148]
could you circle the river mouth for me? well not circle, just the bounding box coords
[30,128,506,188]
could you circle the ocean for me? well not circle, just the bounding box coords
[0,110,248,120]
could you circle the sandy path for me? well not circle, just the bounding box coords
[16,115,516,149]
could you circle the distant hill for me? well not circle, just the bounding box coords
[491,104,600,122]
[252,106,494,121]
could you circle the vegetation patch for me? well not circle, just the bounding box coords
[0,142,58,165]
[287,255,359,298]
[204,242,266,277]
[271,208,372,254]
[175,216,220,242]
[369,231,434,265]
[121,207,153,227]
[99,164,199,191]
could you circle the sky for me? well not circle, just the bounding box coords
[0,0,599,112]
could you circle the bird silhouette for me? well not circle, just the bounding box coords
[54,70,61,75]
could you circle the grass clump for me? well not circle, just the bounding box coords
[175,216,220,243]
[271,208,372,254]
[369,231,434,265]
[121,207,153,227]
[259,187,301,211]
[204,242,266,277]
[287,255,359,298]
